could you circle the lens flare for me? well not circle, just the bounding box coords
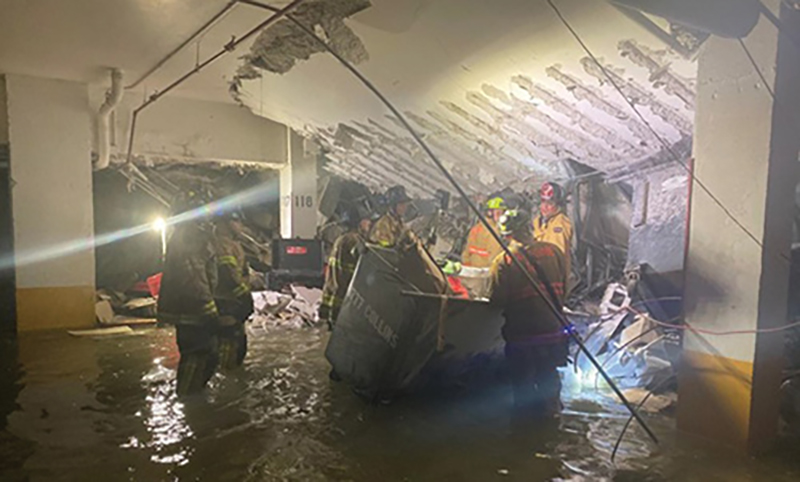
[0,182,280,272]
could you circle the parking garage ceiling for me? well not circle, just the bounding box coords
[0,0,699,196]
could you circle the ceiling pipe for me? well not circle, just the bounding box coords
[125,0,305,166]
[125,0,239,90]
[94,68,124,171]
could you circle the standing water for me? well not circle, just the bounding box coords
[1,326,799,481]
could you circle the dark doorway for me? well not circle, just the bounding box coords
[0,144,15,335]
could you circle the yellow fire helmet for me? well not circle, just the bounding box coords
[486,196,507,210]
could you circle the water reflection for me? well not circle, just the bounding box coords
[121,357,194,467]
[0,327,798,481]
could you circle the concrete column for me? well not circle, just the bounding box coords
[280,130,318,239]
[4,75,95,331]
[680,1,800,453]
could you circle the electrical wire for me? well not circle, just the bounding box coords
[738,37,777,100]
[627,305,800,335]
[242,0,660,445]
[611,374,676,463]
[546,0,774,259]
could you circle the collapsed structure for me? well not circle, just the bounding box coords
[1,0,799,456]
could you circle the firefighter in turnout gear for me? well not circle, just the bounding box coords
[213,211,254,369]
[489,209,568,416]
[320,207,376,328]
[461,195,506,268]
[157,191,221,395]
[533,182,573,278]
[369,185,415,248]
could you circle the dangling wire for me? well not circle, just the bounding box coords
[243,0,660,446]
[545,0,774,258]
[738,38,777,100]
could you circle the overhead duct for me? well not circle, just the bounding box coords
[94,68,124,171]
[609,0,760,38]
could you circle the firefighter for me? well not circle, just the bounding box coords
[533,182,573,277]
[213,211,254,369]
[461,195,506,268]
[320,206,375,328]
[489,209,568,416]
[369,185,415,248]
[157,191,220,396]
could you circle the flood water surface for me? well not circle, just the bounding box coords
[1,326,799,481]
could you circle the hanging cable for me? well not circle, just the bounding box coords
[629,305,800,335]
[243,0,659,445]
[611,374,676,463]
[738,38,777,100]
[546,0,774,259]
[125,0,305,165]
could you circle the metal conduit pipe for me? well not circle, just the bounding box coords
[125,0,306,165]
[94,68,125,171]
[243,0,659,445]
[125,0,240,90]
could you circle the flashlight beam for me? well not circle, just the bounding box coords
[0,182,280,272]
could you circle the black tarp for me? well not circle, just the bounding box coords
[325,244,447,395]
[325,243,507,396]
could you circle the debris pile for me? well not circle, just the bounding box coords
[250,286,322,330]
[95,289,158,326]
[566,281,680,411]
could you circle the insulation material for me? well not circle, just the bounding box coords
[251,288,322,330]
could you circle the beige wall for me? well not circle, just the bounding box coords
[0,75,7,144]
[280,130,318,239]
[99,92,288,166]
[680,0,800,453]
[7,74,95,290]
[6,74,95,330]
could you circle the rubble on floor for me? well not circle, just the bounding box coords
[565,281,680,410]
[621,388,677,413]
[95,290,158,327]
[250,285,322,330]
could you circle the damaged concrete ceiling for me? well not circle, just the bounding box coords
[233,0,699,196]
[0,0,699,197]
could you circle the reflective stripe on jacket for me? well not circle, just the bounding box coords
[214,235,250,301]
[157,223,218,325]
[488,240,567,345]
[533,211,573,276]
[461,220,503,268]
[320,231,364,323]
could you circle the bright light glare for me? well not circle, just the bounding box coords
[0,183,280,272]
[152,217,167,233]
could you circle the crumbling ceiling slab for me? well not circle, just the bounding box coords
[234,0,699,196]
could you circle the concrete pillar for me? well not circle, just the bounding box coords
[680,1,800,453]
[4,75,95,331]
[280,130,318,239]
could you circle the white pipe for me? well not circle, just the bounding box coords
[94,68,124,170]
